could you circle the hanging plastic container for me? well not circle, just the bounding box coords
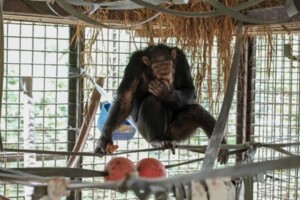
[97,102,136,140]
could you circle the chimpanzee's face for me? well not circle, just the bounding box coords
[151,59,174,80]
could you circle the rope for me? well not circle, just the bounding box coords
[2,142,299,157]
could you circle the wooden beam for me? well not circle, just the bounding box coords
[246,5,300,24]
[3,1,300,33]
[3,0,68,17]
[9,167,106,178]
[3,0,79,25]
[243,6,300,33]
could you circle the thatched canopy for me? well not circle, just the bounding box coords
[70,0,294,101]
[3,0,300,102]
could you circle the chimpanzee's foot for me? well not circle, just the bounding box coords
[150,140,177,154]
[218,148,229,165]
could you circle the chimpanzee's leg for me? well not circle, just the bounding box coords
[166,104,216,141]
[167,104,229,163]
[137,95,173,142]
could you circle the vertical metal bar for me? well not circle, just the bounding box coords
[244,37,255,200]
[236,38,248,162]
[42,24,46,164]
[68,27,76,155]
[0,0,4,151]
[246,38,255,143]
[295,35,300,200]
[68,26,82,200]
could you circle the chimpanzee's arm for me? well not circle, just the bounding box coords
[95,51,145,153]
[159,48,196,110]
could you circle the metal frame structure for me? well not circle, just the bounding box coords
[0,2,300,198]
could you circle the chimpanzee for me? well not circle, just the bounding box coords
[95,44,228,164]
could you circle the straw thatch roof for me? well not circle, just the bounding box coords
[73,0,292,102]
[4,0,299,102]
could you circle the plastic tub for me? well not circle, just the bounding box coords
[97,102,136,140]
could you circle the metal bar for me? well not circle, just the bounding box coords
[0,0,4,152]
[67,156,300,191]
[236,37,249,162]
[201,22,243,170]
[246,38,255,143]
[4,0,69,16]
[244,37,255,200]
[67,26,79,168]
[8,167,107,177]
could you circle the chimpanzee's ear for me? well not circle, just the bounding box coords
[142,56,149,66]
[171,48,177,60]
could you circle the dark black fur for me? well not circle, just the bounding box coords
[95,44,226,160]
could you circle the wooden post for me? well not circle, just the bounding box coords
[0,0,4,152]
[244,37,255,200]
[67,77,104,168]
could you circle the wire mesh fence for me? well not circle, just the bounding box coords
[252,34,300,200]
[0,22,238,199]
[0,21,71,199]
[2,20,299,200]
[80,28,237,199]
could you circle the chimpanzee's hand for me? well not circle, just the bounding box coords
[158,67,173,85]
[148,79,171,98]
[95,134,113,154]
